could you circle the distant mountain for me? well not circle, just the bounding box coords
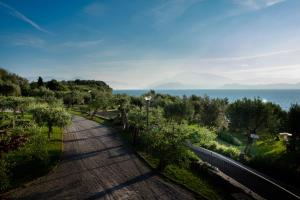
[221,83,300,89]
[148,72,234,89]
[106,81,132,90]
[150,82,196,90]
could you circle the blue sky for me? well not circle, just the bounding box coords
[1,0,300,89]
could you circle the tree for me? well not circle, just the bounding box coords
[63,91,84,107]
[88,91,111,118]
[226,98,272,155]
[37,76,44,87]
[128,107,147,145]
[194,96,228,130]
[130,96,143,110]
[30,86,55,98]
[31,105,71,138]
[46,79,61,91]
[0,97,33,128]
[164,100,193,123]
[287,104,300,152]
[145,122,191,171]
[115,94,130,130]
[0,81,21,96]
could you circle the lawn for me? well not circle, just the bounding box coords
[7,126,63,188]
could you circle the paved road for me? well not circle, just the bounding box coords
[6,116,197,200]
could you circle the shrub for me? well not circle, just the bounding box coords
[217,131,242,146]
[202,141,240,160]
[22,131,49,163]
[0,159,10,191]
[189,126,217,145]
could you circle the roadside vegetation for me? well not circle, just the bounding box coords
[1,67,300,197]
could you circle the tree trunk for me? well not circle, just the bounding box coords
[48,125,52,139]
[244,131,254,155]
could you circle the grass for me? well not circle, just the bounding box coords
[251,139,286,158]
[7,126,63,188]
[0,111,63,192]
[138,151,233,200]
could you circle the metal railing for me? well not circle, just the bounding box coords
[188,144,300,200]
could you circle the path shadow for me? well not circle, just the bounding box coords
[63,145,124,161]
[85,172,155,200]
[66,126,103,134]
[30,158,133,186]
[64,133,116,143]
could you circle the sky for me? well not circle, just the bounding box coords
[1,0,300,89]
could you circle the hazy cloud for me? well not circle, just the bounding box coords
[151,0,202,26]
[233,0,286,10]
[60,39,104,48]
[83,2,106,16]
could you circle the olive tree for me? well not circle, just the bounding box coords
[0,97,34,127]
[145,122,191,171]
[164,100,193,123]
[115,94,130,130]
[88,91,111,118]
[226,98,272,155]
[31,105,71,138]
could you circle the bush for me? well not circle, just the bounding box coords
[0,159,10,191]
[217,131,242,146]
[189,126,217,145]
[22,132,49,163]
[202,141,240,160]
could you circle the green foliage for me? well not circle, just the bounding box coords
[37,76,44,87]
[46,79,63,91]
[226,98,283,154]
[202,141,240,159]
[30,86,55,98]
[191,96,228,130]
[30,104,71,138]
[115,94,131,129]
[0,115,63,192]
[217,131,242,146]
[164,100,193,122]
[0,68,29,96]
[0,81,21,96]
[189,125,217,145]
[63,90,85,106]
[164,165,223,200]
[22,133,49,162]
[0,159,10,191]
[287,104,300,152]
[144,122,191,170]
[88,91,112,118]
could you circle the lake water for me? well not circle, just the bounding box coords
[113,89,300,110]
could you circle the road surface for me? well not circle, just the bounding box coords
[5,116,197,200]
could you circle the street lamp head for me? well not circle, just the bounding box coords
[144,96,152,101]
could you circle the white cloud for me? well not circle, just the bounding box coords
[0,1,50,34]
[151,0,202,26]
[60,39,104,48]
[12,36,46,48]
[233,0,286,10]
[196,48,300,62]
[0,34,46,48]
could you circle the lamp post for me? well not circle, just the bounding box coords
[144,96,152,130]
